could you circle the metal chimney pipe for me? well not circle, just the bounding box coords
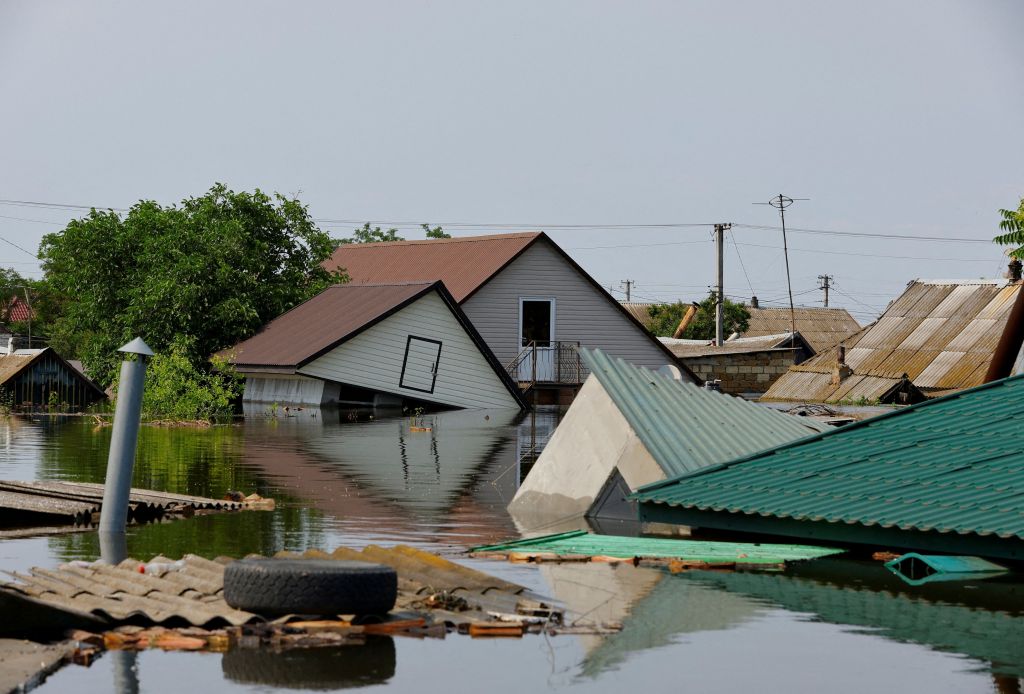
[99,338,155,544]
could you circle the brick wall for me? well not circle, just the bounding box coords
[679,350,799,395]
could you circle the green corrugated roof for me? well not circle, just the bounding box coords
[635,373,1024,541]
[580,349,828,479]
[471,529,842,563]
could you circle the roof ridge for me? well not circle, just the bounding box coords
[334,232,542,249]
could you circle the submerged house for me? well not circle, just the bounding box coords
[762,279,1024,404]
[0,348,105,411]
[508,349,827,524]
[635,372,1024,561]
[740,304,860,352]
[222,281,526,410]
[324,233,691,401]
[660,332,816,395]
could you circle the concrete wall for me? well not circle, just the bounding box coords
[680,350,800,395]
[462,240,673,371]
[508,375,664,524]
[300,290,519,410]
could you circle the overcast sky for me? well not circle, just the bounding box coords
[2,1,1022,323]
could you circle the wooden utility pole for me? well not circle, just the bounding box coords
[714,223,731,346]
[818,274,833,308]
[620,279,634,302]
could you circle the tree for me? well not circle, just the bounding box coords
[647,293,750,339]
[38,183,343,387]
[994,197,1024,259]
[423,224,451,239]
[334,222,404,246]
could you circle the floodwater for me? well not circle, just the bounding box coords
[1,409,1023,693]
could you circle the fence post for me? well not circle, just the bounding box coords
[99,338,155,561]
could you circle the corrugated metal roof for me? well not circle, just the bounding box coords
[741,307,860,352]
[323,233,541,303]
[471,529,841,563]
[763,280,1023,402]
[581,349,828,479]
[636,373,1024,545]
[221,282,435,367]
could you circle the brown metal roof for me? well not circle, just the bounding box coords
[323,233,541,303]
[763,280,1024,403]
[742,307,860,352]
[221,282,436,367]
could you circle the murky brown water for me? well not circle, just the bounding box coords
[1,410,1022,693]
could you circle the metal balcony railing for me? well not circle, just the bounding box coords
[506,341,583,391]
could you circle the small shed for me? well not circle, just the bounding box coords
[659,332,816,395]
[0,348,106,412]
[508,349,827,524]
[222,281,526,410]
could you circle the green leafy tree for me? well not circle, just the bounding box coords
[994,197,1024,259]
[648,293,750,339]
[423,224,451,239]
[38,184,342,387]
[334,222,404,246]
[139,340,242,421]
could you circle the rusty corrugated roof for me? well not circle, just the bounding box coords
[742,307,860,352]
[763,280,1023,403]
[221,282,436,367]
[323,233,541,303]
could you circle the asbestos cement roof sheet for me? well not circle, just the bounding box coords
[636,373,1024,542]
[741,307,860,352]
[660,333,807,358]
[620,302,656,330]
[581,349,828,479]
[763,280,1023,402]
[322,233,541,303]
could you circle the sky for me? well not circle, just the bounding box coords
[1,0,1022,325]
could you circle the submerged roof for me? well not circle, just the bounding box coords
[323,233,541,303]
[582,349,828,479]
[637,372,1024,545]
[660,332,813,359]
[222,282,436,367]
[742,306,860,352]
[0,348,104,396]
[763,279,1023,403]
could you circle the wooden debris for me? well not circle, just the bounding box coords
[872,551,902,562]
[468,623,524,638]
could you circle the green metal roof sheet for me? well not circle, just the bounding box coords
[580,348,829,479]
[635,373,1024,541]
[471,529,842,564]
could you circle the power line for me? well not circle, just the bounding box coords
[733,223,990,244]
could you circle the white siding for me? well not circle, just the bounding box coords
[299,291,519,409]
[462,241,673,370]
[243,374,329,405]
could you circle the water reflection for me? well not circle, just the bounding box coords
[220,638,396,690]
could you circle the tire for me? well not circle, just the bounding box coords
[221,637,396,689]
[223,559,397,617]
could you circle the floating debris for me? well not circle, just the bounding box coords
[471,530,843,568]
[884,553,1009,586]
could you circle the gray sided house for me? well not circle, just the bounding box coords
[222,281,525,410]
[0,348,105,412]
[324,233,693,401]
[508,349,828,526]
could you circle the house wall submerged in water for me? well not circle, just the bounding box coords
[0,348,105,411]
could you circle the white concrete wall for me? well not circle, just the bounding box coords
[508,375,665,523]
[299,290,519,409]
[462,240,674,370]
[242,373,332,405]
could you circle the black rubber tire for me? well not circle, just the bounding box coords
[223,559,397,617]
[221,637,396,689]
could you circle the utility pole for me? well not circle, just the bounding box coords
[756,194,808,341]
[620,279,634,302]
[713,223,732,346]
[817,274,833,308]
